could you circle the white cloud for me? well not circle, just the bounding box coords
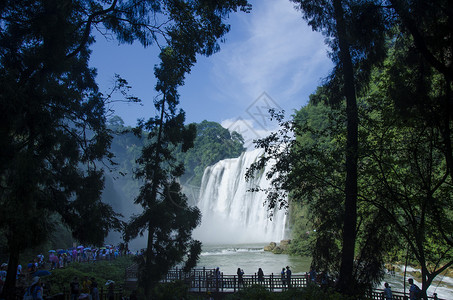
[210,0,332,115]
[221,117,279,150]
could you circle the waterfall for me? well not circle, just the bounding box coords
[193,149,288,244]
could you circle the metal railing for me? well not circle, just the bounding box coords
[160,268,444,299]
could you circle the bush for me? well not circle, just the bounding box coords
[226,284,273,300]
[42,256,134,295]
[152,281,198,300]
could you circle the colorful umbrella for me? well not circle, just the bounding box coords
[105,280,115,286]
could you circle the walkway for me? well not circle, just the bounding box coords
[157,268,444,300]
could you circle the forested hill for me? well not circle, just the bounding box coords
[102,117,245,217]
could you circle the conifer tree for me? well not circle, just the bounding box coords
[124,47,200,298]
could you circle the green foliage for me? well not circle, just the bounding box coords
[152,281,195,300]
[0,1,131,297]
[1,0,252,297]
[43,256,134,294]
[248,98,394,294]
[124,46,203,297]
[226,284,272,300]
[357,43,453,291]
[249,0,453,298]
[177,120,245,186]
[288,0,393,295]
[287,202,314,257]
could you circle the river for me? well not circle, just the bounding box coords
[195,243,453,299]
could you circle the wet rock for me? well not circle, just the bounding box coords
[264,242,277,251]
[272,246,284,254]
[279,240,291,251]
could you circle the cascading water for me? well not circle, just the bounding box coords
[193,149,288,244]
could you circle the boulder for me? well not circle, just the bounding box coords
[272,246,284,254]
[279,240,291,251]
[264,242,277,252]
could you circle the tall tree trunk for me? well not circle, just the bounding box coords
[1,248,19,300]
[144,95,166,298]
[333,0,359,295]
[144,226,155,298]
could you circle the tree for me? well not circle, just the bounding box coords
[358,43,453,299]
[288,0,389,294]
[0,1,123,298]
[248,1,451,298]
[123,47,200,297]
[0,0,251,298]
[249,98,397,293]
[385,1,453,203]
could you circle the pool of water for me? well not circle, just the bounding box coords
[196,243,311,276]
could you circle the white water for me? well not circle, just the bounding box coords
[193,149,287,244]
[196,243,310,276]
[383,266,453,299]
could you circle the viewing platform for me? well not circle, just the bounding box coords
[157,268,445,300]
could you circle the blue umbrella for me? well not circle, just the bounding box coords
[48,250,56,253]
[32,270,51,277]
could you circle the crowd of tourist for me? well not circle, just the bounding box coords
[0,244,134,299]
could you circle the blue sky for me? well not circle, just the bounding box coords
[90,0,333,148]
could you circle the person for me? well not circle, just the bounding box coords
[107,281,114,300]
[90,277,99,300]
[320,271,329,289]
[408,278,421,300]
[0,264,7,284]
[280,268,286,288]
[24,276,43,300]
[257,268,264,283]
[70,276,80,300]
[17,264,22,279]
[383,282,393,300]
[309,267,317,285]
[286,266,292,288]
[27,260,36,273]
[81,276,92,299]
[433,293,438,300]
[42,280,51,297]
[215,267,222,289]
[237,268,244,287]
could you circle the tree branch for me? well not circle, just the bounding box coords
[66,0,118,59]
